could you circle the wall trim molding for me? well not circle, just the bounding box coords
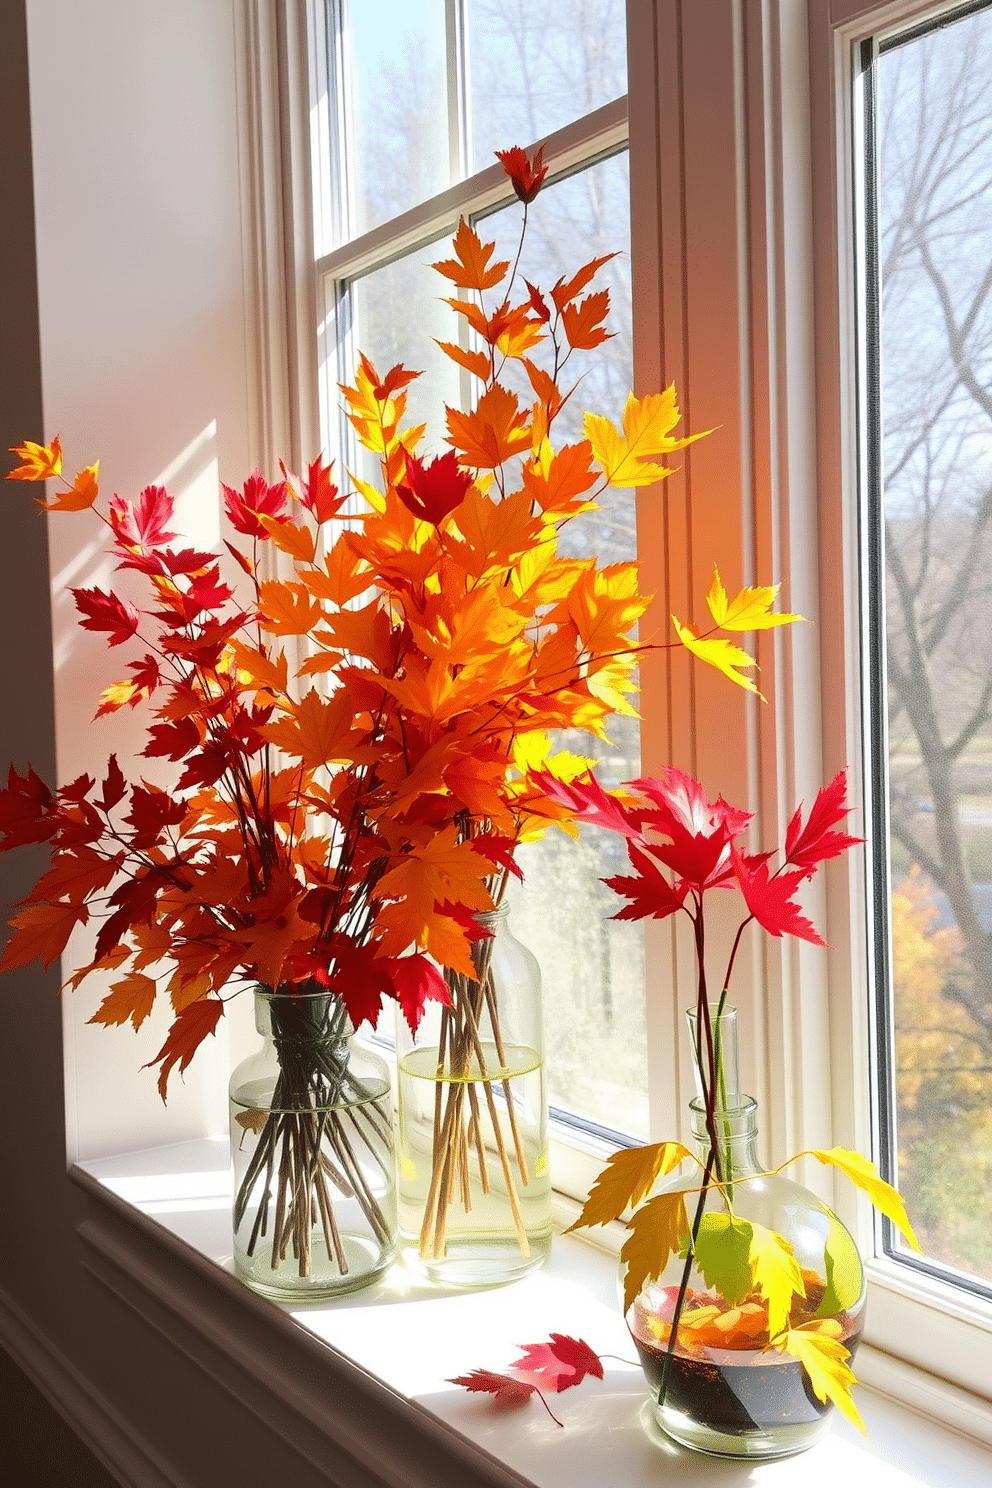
[70,1166,535,1488]
[0,1283,184,1488]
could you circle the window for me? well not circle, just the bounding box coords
[812,0,992,1404]
[860,0,992,1301]
[307,0,647,1140]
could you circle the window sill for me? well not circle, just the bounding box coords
[73,1139,992,1488]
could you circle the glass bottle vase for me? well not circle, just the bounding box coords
[625,1006,866,1459]
[229,986,396,1301]
[395,903,551,1285]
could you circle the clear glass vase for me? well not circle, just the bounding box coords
[395,903,551,1285]
[229,986,396,1301]
[625,1006,866,1459]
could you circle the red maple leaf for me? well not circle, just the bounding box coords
[523,278,551,324]
[513,1334,604,1392]
[314,938,395,1030]
[449,1369,537,1405]
[605,842,689,921]
[109,484,178,552]
[528,769,641,839]
[495,144,548,204]
[0,765,56,849]
[784,769,863,876]
[142,717,201,763]
[223,471,291,538]
[386,952,452,1035]
[397,450,473,526]
[70,586,140,647]
[733,850,826,946]
[124,784,186,847]
[146,997,224,1101]
[175,741,232,792]
[296,456,346,523]
[97,755,127,812]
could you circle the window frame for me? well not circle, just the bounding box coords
[809,0,992,1402]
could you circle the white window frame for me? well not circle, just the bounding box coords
[808,0,992,1406]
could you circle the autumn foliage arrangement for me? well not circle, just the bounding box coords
[0,146,791,1288]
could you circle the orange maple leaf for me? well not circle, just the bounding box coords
[561,290,612,351]
[376,826,493,925]
[89,971,158,1031]
[432,219,509,292]
[0,900,89,973]
[147,997,224,1101]
[257,580,322,636]
[522,441,598,515]
[446,486,542,578]
[446,385,531,469]
[261,689,359,770]
[24,847,123,907]
[258,513,316,564]
[36,461,100,512]
[436,341,491,382]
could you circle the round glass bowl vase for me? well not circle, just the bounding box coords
[395,903,551,1286]
[229,986,396,1301]
[625,1009,866,1459]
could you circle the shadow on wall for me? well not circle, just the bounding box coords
[0,1348,121,1488]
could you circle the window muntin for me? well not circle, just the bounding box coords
[861,0,992,1297]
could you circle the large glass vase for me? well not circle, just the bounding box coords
[625,1006,866,1458]
[229,986,396,1301]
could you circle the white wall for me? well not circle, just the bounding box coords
[25,0,259,1159]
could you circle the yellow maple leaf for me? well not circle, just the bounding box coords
[6,435,62,481]
[770,1326,865,1435]
[706,567,802,631]
[567,1141,694,1231]
[584,386,709,489]
[747,1221,805,1337]
[671,616,762,697]
[620,1191,692,1314]
[809,1147,922,1253]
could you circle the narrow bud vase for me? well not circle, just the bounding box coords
[395,903,551,1285]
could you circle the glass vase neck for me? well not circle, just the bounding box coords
[688,1095,762,1177]
[253,985,352,1044]
[686,1002,741,1111]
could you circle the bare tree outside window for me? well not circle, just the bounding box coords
[877,2,992,1282]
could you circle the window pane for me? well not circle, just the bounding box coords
[340,243,462,484]
[344,0,449,236]
[876,3,992,1286]
[467,0,626,174]
[478,152,647,1139]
